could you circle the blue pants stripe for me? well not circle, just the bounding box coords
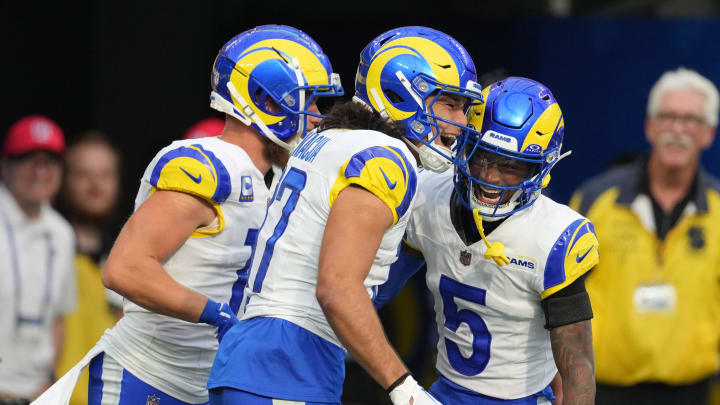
[88,353,105,405]
[430,374,555,404]
[209,387,336,405]
[88,352,208,405]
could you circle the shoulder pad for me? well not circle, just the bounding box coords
[541,218,599,299]
[329,145,417,225]
[149,144,231,203]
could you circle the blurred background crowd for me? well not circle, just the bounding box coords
[3,0,720,404]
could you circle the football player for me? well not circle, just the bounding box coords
[375,77,598,404]
[207,26,483,405]
[32,25,343,405]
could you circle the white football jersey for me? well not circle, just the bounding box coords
[406,170,599,399]
[241,129,418,346]
[102,137,270,403]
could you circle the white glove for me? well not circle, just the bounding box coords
[388,375,442,405]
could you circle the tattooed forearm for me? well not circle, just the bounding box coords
[551,320,595,405]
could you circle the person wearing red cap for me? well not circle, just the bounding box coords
[0,115,76,402]
[182,117,224,140]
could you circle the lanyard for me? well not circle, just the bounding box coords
[1,209,54,327]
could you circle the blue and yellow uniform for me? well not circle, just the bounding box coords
[90,137,271,404]
[401,170,598,403]
[208,129,418,404]
[570,158,720,386]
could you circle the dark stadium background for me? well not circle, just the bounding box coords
[4,1,720,403]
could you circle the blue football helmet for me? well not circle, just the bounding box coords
[210,25,343,150]
[455,77,566,218]
[354,26,483,173]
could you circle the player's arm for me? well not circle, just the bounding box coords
[319,145,436,403]
[317,186,437,404]
[540,217,598,403]
[544,275,595,405]
[103,190,219,323]
[373,241,425,309]
[550,320,594,405]
[550,372,563,405]
[317,185,407,386]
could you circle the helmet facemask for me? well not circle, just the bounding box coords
[399,77,484,173]
[455,134,560,220]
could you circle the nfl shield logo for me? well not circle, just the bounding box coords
[146,395,160,405]
[459,250,472,266]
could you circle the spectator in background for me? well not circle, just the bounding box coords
[182,117,224,140]
[55,132,123,405]
[0,115,76,402]
[570,67,720,405]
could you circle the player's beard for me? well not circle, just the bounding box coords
[263,137,291,169]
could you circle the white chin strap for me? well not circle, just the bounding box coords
[402,138,453,173]
[223,82,294,151]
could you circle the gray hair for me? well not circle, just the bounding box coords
[647,67,719,127]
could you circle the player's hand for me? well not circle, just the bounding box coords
[388,375,442,405]
[199,299,239,343]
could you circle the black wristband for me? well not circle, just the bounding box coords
[386,372,411,394]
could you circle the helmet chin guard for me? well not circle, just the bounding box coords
[402,138,454,173]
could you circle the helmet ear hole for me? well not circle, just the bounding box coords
[254,89,280,115]
[265,97,282,115]
[384,89,405,104]
[253,88,264,106]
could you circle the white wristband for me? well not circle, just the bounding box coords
[388,376,442,405]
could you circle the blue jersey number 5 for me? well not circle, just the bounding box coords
[252,167,307,293]
[439,274,491,376]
